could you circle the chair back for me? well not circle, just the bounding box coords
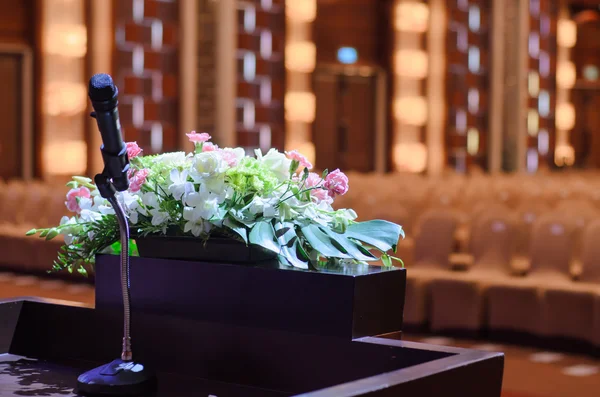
[528,213,577,278]
[413,209,459,269]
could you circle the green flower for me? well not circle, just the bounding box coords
[226,158,279,196]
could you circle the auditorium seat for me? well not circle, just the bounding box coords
[429,208,519,332]
[404,209,460,327]
[487,213,578,336]
[542,219,600,344]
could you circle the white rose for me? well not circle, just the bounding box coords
[257,148,292,182]
[152,152,187,166]
[192,151,226,178]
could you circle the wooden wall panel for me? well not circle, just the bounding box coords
[113,0,179,155]
[236,0,285,152]
[445,0,491,172]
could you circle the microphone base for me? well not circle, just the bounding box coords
[76,358,157,396]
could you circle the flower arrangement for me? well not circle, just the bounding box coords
[27,133,404,275]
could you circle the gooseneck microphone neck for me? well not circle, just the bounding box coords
[88,73,133,362]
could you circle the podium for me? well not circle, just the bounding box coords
[0,256,504,396]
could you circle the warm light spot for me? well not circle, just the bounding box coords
[43,24,87,57]
[527,109,539,136]
[557,19,577,48]
[393,142,428,172]
[285,92,316,123]
[467,128,479,155]
[394,49,428,79]
[393,97,428,126]
[395,2,429,33]
[555,103,575,130]
[285,41,316,73]
[44,82,87,116]
[528,71,540,97]
[43,140,87,175]
[555,144,575,167]
[285,0,316,23]
[557,61,576,88]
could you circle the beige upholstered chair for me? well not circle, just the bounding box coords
[542,219,600,344]
[486,213,578,335]
[429,209,519,331]
[404,208,460,327]
[514,201,551,257]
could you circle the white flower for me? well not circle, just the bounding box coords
[151,151,187,166]
[79,209,102,223]
[192,151,226,179]
[255,148,292,182]
[182,207,212,237]
[142,192,160,208]
[220,147,245,167]
[168,169,194,201]
[247,196,277,218]
[149,208,170,226]
[185,190,220,221]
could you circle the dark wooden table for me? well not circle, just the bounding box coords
[0,298,504,396]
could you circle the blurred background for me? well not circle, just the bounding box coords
[1,1,600,396]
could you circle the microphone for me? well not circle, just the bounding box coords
[78,73,157,395]
[88,73,130,193]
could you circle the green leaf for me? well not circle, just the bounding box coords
[301,224,351,258]
[321,228,377,261]
[224,218,248,243]
[66,181,77,188]
[25,229,37,236]
[278,239,309,269]
[249,221,280,253]
[274,222,297,247]
[345,220,404,252]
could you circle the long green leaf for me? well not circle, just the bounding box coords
[301,224,351,258]
[345,220,404,252]
[249,221,279,253]
[321,227,377,261]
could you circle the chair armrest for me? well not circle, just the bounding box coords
[510,256,531,276]
[449,253,474,271]
[570,259,583,280]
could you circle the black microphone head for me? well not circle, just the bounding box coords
[89,73,118,102]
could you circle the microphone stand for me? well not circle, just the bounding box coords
[76,152,156,395]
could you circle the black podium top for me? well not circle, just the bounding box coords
[0,299,503,396]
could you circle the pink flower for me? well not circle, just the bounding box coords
[186,131,211,143]
[324,169,349,198]
[285,150,313,170]
[202,142,219,152]
[66,187,91,214]
[305,172,332,204]
[126,142,143,159]
[129,168,150,193]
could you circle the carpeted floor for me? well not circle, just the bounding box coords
[1,271,599,397]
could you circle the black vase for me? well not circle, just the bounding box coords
[135,236,278,264]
